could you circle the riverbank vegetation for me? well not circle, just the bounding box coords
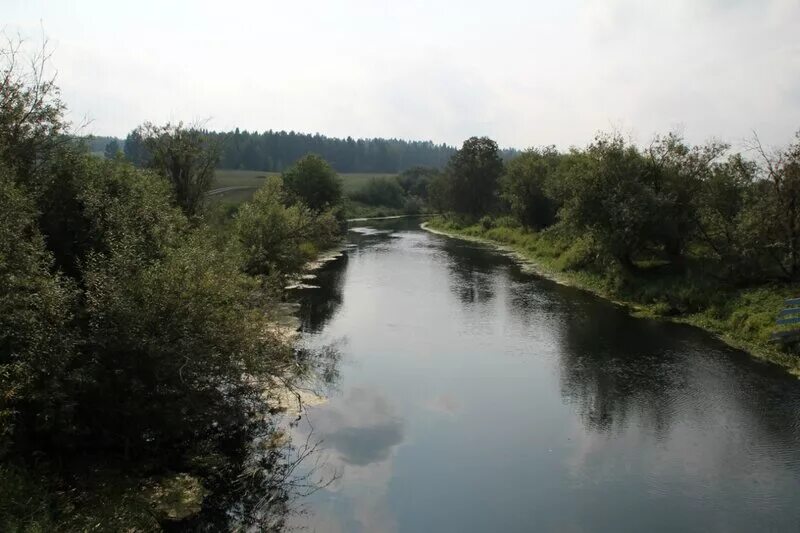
[0,40,341,530]
[427,133,800,375]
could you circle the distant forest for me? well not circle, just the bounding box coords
[94,129,519,173]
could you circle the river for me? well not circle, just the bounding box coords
[288,218,800,532]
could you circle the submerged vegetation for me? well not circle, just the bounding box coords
[0,39,342,529]
[426,132,800,375]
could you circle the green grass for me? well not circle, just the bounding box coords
[425,216,800,376]
[212,169,278,189]
[336,173,398,195]
[207,187,260,205]
[213,169,397,194]
[212,170,399,206]
[344,199,406,219]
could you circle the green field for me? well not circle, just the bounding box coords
[211,169,396,194]
[212,169,278,189]
[212,169,398,199]
[337,172,398,194]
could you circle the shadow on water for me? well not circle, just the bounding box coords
[297,254,348,333]
[287,219,800,532]
[177,344,345,531]
[440,239,500,306]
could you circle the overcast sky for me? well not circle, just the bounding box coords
[6,0,800,149]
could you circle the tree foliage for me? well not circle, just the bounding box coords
[236,176,339,280]
[501,147,560,229]
[0,37,343,529]
[397,166,439,200]
[441,129,800,283]
[351,177,406,208]
[103,139,120,159]
[0,37,68,186]
[281,153,343,212]
[0,166,75,453]
[136,122,221,217]
[122,128,521,174]
[444,136,504,216]
[556,134,660,268]
[750,133,800,280]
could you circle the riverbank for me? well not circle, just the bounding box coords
[422,218,800,377]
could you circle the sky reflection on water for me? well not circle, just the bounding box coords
[291,219,800,533]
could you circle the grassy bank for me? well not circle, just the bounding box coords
[424,216,800,376]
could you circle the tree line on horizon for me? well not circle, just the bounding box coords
[115,128,519,174]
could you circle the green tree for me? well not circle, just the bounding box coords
[397,166,438,199]
[0,38,319,529]
[446,136,504,217]
[78,230,289,459]
[426,170,453,213]
[555,134,657,269]
[750,132,800,280]
[103,139,121,159]
[138,122,220,217]
[0,39,68,187]
[0,167,75,452]
[645,133,726,261]
[236,176,338,280]
[501,147,561,229]
[351,177,405,208]
[281,154,343,212]
[123,128,149,166]
[694,154,763,280]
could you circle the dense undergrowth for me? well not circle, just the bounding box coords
[0,41,344,530]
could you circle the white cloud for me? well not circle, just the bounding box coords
[5,0,800,149]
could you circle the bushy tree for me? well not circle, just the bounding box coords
[281,154,342,212]
[555,134,658,268]
[501,147,561,229]
[397,166,438,199]
[103,139,120,159]
[0,38,68,187]
[424,171,448,213]
[123,128,149,166]
[694,154,763,280]
[645,133,727,260]
[137,122,220,217]
[446,136,504,216]
[750,132,800,280]
[236,176,339,280]
[0,167,75,453]
[351,177,405,207]
[78,231,290,458]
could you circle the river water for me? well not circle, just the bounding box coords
[289,218,800,533]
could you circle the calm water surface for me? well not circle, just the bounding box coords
[290,219,800,532]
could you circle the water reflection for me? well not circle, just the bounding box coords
[291,220,800,532]
[441,239,499,306]
[292,388,405,533]
[297,255,348,333]
[306,388,405,467]
[554,298,685,434]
